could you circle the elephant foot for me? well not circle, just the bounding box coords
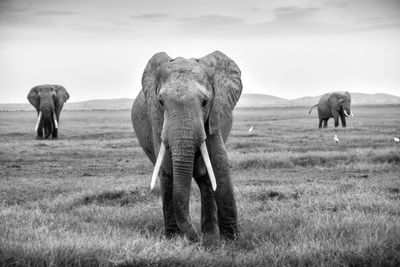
[202,230,220,247]
[186,229,200,243]
[219,223,239,241]
[180,225,200,243]
[165,226,183,239]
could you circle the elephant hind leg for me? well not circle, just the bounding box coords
[194,174,219,247]
[318,118,323,128]
[323,119,328,128]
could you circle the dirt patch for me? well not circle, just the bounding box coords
[242,179,281,186]
[373,154,400,164]
[79,189,159,207]
[245,190,299,202]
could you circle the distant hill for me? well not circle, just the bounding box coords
[65,98,133,110]
[236,94,287,107]
[0,98,134,111]
[1,93,399,111]
[237,93,400,107]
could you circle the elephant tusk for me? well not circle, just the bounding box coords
[200,141,217,191]
[35,111,42,132]
[344,110,350,117]
[150,142,166,190]
[53,112,58,129]
[350,112,354,117]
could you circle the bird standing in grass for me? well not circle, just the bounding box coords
[334,134,339,144]
[394,137,399,142]
[248,125,254,135]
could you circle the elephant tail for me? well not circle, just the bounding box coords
[308,104,318,115]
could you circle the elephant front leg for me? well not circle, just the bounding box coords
[331,110,340,127]
[36,128,43,139]
[207,132,238,240]
[52,128,58,139]
[194,174,219,247]
[159,171,183,238]
[340,114,346,127]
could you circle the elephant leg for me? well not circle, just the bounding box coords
[36,128,43,139]
[52,128,58,138]
[340,114,346,127]
[323,119,328,128]
[207,132,238,240]
[318,118,323,128]
[331,109,340,127]
[194,174,219,246]
[159,170,183,238]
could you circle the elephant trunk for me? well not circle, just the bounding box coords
[39,105,55,138]
[170,138,199,241]
[167,107,205,242]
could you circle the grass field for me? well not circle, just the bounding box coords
[1,105,399,266]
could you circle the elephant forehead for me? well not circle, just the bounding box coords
[160,79,210,99]
[37,86,56,95]
[160,59,208,80]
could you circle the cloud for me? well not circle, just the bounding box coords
[180,14,245,26]
[35,10,77,16]
[177,14,246,35]
[131,13,169,20]
[273,6,320,22]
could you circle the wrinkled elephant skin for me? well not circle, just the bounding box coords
[27,84,69,139]
[131,51,242,246]
[310,92,353,128]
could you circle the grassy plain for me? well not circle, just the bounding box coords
[1,105,399,266]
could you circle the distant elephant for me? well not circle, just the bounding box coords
[309,91,353,128]
[131,51,242,246]
[27,84,69,139]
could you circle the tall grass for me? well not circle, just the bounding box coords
[1,106,399,266]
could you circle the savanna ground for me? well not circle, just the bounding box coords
[0,105,399,266]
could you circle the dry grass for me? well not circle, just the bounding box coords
[1,105,399,266]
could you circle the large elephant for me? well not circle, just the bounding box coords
[309,91,353,128]
[131,51,242,246]
[27,84,69,139]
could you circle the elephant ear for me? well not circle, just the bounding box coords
[53,85,69,111]
[329,93,342,110]
[200,51,242,135]
[344,91,351,100]
[27,86,40,110]
[54,85,69,102]
[142,52,172,100]
[141,52,172,134]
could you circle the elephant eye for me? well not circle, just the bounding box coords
[202,99,208,107]
[158,99,164,107]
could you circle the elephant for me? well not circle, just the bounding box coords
[309,91,353,128]
[27,84,69,139]
[131,51,242,246]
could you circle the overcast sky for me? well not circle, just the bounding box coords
[1,0,399,103]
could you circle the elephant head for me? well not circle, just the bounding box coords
[329,91,353,118]
[27,84,69,139]
[132,51,242,244]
